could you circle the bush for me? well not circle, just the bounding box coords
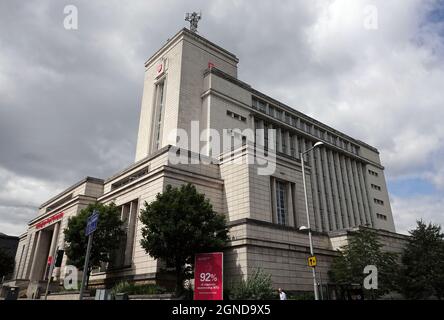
[287,292,315,300]
[111,281,167,297]
[228,269,275,300]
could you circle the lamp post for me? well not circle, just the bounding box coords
[299,141,323,300]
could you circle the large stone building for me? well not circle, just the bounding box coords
[10,27,408,298]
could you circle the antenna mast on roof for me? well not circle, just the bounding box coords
[185,11,202,33]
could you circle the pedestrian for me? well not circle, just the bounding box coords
[278,288,287,300]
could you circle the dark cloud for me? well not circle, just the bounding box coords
[0,0,443,235]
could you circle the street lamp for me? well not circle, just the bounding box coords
[300,141,323,300]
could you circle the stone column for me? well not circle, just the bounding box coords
[287,183,295,227]
[291,183,299,227]
[328,150,343,229]
[24,232,36,279]
[270,177,277,223]
[334,153,350,228]
[124,201,137,266]
[321,148,337,230]
[358,163,374,227]
[20,233,33,279]
[293,134,299,158]
[315,148,330,231]
[49,223,60,257]
[352,160,367,225]
[340,155,356,227]
[276,128,282,153]
[300,137,306,155]
[346,158,361,226]
[29,231,42,281]
[309,148,323,232]
[285,131,291,156]
[46,223,60,279]
[256,119,264,146]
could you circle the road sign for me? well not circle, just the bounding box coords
[194,252,223,300]
[85,211,99,236]
[308,256,317,267]
[80,210,99,300]
[44,246,60,300]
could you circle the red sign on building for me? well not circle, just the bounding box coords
[36,212,64,230]
[194,252,223,300]
[157,63,163,74]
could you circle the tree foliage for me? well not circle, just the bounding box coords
[328,228,399,298]
[139,183,229,295]
[63,202,124,270]
[228,269,275,300]
[0,247,14,279]
[399,220,444,299]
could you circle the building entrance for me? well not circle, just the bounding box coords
[29,223,60,281]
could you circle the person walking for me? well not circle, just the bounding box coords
[278,288,287,300]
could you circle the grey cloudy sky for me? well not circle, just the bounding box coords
[1,0,443,236]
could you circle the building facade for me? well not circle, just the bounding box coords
[11,28,407,298]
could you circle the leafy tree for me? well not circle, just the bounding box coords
[139,183,229,296]
[329,228,399,299]
[0,247,14,279]
[64,202,124,284]
[399,220,444,299]
[228,268,275,300]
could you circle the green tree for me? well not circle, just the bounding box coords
[329,228,399,299]
[139,184,229,296]
[399,220,444,299]
[0,247,14,279]
[228,268,275,300]
[63,202,124,284]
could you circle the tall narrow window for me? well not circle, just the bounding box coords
[290,135,296,158]
[258,100,266,112]
[276,129,281,152]
[276,181,287,225]
[153,81,165,151]
[109,200,138,269]
[282,131,287,154]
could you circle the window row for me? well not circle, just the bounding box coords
[376,213,388,221]
[374,198,384,205]
[254,120,314,161]
[371,183,381,191]
[252,98,359,155]
[226,110,247,122]
[111,167,150,190]
[368,169,379,176]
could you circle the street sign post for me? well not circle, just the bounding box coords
[43,249,56,300]
[308,255,317,267]
[194,252,223,300]
[79,210,99,300]
[85,212,99,236]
